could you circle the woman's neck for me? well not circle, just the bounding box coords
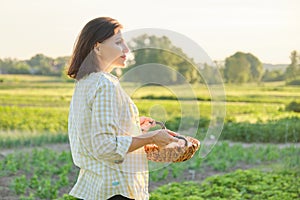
[98,59,114,73]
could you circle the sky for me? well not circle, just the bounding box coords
[0,0,299,64]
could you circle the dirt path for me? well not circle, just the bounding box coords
[0,143,71,157]
[1,141,299,157]
[226,141,300,148]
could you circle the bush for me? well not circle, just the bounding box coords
[220,117,300,143]
[150,169,300,199]
[165,116,210,132]
[286,79,300,85]
[286,101,300,112]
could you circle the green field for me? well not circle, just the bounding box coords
[0,74,299,199]
[0,74,299,147]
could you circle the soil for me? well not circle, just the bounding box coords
[0,176,18,200]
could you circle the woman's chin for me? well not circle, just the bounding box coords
[115,62,127,68]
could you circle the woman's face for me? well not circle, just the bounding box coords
[96,30,129,72]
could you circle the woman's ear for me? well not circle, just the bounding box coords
[94,42,102,56]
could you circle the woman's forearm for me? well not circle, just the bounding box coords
[127,132,155,153]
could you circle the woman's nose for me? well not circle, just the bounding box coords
[122,43,130,53]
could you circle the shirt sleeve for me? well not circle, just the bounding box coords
[88,80,132,164]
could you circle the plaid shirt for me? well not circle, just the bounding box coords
[68,72,149,200]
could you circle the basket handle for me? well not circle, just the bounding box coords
[155,121,188,147]
[174,136,188,146]
[155,121,166,129]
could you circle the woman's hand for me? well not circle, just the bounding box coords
[151,129,179,148]
[128,127,179,153]
[140,116,156,133]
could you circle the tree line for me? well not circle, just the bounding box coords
[0,54,69,76]
[0,35,299,85]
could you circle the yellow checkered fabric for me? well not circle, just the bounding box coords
[68,72,149,200]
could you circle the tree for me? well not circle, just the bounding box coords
[224,54,250,83]
[12,61,31,74]
[246,53,263,82]
[200,63,223,84]
[123,34,200,84]
[285,50,300,81]
[0,54,69,76]
[0,58,30,74]
[27,54,54,75]
[262,69,285,82]
[224,52,263,84]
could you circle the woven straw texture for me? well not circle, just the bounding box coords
[144,135,200,162]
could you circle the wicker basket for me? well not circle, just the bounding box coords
[144,122,200,162]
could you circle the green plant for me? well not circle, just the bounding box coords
[150,169,300,199]
[221,117,300,143]
[286,101,300,112]
[0,149,78,199]
[12,175,27,195]
[286,79,300,85]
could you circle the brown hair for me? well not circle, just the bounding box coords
[67,17,123,80]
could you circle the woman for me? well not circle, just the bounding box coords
[67,17,178,200]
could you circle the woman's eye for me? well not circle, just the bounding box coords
[116,41,122,45]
